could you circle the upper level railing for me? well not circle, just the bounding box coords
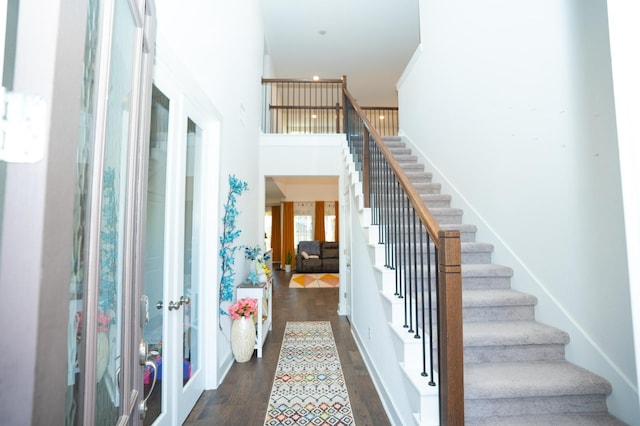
[342,87,464,424]
[261,76,398,136]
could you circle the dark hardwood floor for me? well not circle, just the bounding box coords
[183,267,391,425]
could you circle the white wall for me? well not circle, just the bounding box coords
[259,133,349,307]
[155,0,265,388]
[349,202,414,425]
[607,0,640,412]
[398,0,637,423]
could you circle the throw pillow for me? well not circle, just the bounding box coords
[309,255,319,259]
[301,251,309,259]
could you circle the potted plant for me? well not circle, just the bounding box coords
[284,251,292,272]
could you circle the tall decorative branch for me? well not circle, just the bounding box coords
[219,174,249,314]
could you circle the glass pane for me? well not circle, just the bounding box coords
[294,215,313,248]
[183,118,201,386]
[324,216,336,242]
[66,0,100,424]
[264,209,272,251]
[143,86,170,425]
[95,2,137,423]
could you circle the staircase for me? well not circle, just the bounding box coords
[358,136,626,425]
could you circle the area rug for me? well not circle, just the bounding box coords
[264,321,355,425]
[289,273,339,288]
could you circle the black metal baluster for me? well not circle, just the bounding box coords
[406,197,414,333]
[419,222,428,377]
[412,208,420,339]
[429,244,438,386]
[394,179,401,296]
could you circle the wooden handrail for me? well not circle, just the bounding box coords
[342,87,443,249]
[267,105,340,110]
[343,86,464,425]
[261,77,344,84]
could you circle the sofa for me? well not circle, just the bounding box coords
[295,241,339,273]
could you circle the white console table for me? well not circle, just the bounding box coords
[236,279,272,357]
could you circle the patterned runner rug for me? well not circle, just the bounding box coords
[264,321,355,425]
[289,273,340,288]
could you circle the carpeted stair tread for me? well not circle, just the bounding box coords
[461,263,513,279]
[404,171,433,182]
[399,163,425,172]
[465,412,626,425]
[464,320,570,347]
[465,361,613,399]
[389,241,493,261]
[382,136,404,145]
[440,223,477,242]
[420,193,452,208]
[393,154,418,163]
[411,181,440,192]
[463,289,537,308]
[387,147,412,155]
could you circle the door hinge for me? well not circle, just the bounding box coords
[0,87,47,163]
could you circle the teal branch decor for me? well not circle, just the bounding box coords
[99,167,117,318]
[219,174,249,312]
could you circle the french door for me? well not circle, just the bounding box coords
[66,0,156,424]
[141,77,209,425]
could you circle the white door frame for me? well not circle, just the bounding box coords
[151,38,222,424]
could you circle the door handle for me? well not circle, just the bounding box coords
[138,359,158,420]
[168,296,190,311]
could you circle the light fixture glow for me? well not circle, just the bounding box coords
[379,115,385,120]
[312,75,320,81]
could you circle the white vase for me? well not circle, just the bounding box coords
[284,264,291,272]
[230,317,256,362]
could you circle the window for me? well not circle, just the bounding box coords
[324,201,336,242]
[293,202,314,249]
[264,208,272,250]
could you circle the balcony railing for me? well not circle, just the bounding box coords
[261,77,398,136]
[343,87,464,424]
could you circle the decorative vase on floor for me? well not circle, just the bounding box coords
[231,317,256,362]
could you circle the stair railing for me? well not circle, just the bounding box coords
[343,88,465,425]
[261,76,399,136]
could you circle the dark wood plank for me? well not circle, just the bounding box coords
[183,268,391,425]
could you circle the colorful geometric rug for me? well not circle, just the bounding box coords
[289,273,340,288]
[264,321,355,425]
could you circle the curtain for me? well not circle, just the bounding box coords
[271,205,281,262]
[314,201,325,241]
[335,200,339,243]
[282,202,295,268]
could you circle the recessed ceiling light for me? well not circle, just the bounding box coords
[318,30,327,35]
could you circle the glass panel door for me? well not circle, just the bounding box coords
[176,112,205,422]
[94,1,140,423]
[65,0,153,424]
[182,118,201,388]
[142,87,207,424]
[142,85,170,425]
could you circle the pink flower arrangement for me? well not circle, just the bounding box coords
[228,297,258,320]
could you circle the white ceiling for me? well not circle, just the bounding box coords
[265,176,338,205]
[261,0,420,106]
